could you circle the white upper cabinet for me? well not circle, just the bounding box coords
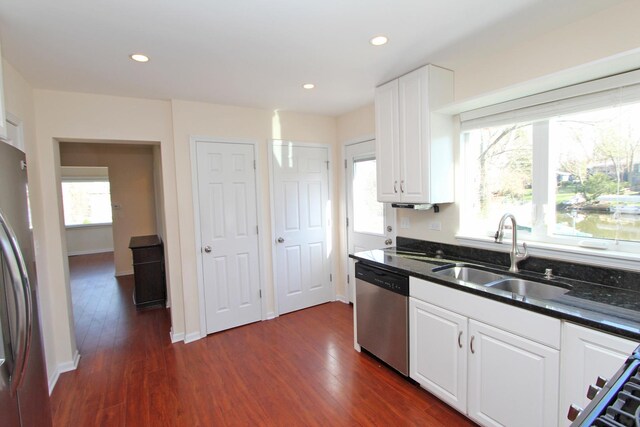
[0,40,8,141]
[375,65,454,204]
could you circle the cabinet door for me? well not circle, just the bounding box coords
[468,320,559,427]
[398,67,429,203]
[558,323,638,426]
[375,79,400,202]
[410,297,467,413]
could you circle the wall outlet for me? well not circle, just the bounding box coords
[400,217,411,229]
[429,221,441,231]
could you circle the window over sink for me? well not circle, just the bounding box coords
[460,76,640,255]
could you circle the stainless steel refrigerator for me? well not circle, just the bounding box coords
[0,139,52,426]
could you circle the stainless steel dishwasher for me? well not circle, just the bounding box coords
[355,262,409,376]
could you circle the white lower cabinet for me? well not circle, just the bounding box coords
[558,322,638,426]
[467,320,559,427]
[409,277,561,427]
[409,298,467,412]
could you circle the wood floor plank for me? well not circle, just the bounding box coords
[52,253,476,426]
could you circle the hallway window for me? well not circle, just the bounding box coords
[61,179,113,226]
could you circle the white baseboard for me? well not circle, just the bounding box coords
[48,350,81,394]
[115,269,134,277]
[335,295,350,304]
[170,328,185,343]
[67,248,114,256]
[184,331,202,344]
[265,311,277,320]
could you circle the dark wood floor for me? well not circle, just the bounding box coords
[52,252,475,426]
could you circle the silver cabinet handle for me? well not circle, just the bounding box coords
[384,239,392,245]
[277,237,285,243]
[0,210,33,396]
[203,245,212,253]
[400,180,405,193]
[470,336,475,354]
[393,181,398,193]
[458,331,463,348]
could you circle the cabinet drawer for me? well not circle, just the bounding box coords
[411,277,561,349]
[132,246,162,264]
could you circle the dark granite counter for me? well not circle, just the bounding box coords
[350,242,640,341]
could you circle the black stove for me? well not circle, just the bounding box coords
[571,346,640,426]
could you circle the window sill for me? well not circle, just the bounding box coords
[455,234,640,272]
[65,223,113,230]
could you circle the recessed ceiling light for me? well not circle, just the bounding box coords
[130,53,149,63]
[302,83,315,90]
[370,36,388,46]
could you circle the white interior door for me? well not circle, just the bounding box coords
[346,140,395,302]
[196,141,262,334]
[272,142,332,315]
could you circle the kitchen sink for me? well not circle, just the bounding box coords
[433,264,572,300]
[486,278,571,300]
[433,265,505,284]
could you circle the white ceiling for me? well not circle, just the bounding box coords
[0,0,623,116]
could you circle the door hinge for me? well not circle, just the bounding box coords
[347,274,350,284]
[253,160,256,170]
[256,225,259,234]
[344,159,347,169]
[259,289,262,298]
[346,217,349,228]
[326,161,329,170]
[329,274,333,282]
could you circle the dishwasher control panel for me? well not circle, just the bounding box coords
[355,263,409,296]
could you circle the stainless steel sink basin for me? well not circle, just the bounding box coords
[486,278,570,300]
[433,265,505,284]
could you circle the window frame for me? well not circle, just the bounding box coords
[61,176,113,228]
[456,72,640,269]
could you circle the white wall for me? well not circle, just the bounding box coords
[337,0,640,247]
[31,90,182,385]
[170,100,339,338]
[65,225,114,255]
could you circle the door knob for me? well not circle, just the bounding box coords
[384,239,392,245]
[204,245,212,253]
[277,237,285,243]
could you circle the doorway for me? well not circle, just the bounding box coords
[271,141,333,315]
[345,140,395,302]
[58,141,165,354]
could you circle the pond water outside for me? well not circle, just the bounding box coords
[555,210,640,242]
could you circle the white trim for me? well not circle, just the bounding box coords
[456,235,640,272]
[459,69,640,126]
[438,48,640,115]
[335,295,350,304]
[269,140,336,315]
[67,248,114,256]
[65,222,112,229]
[184,331,202,344]
[343,134,376,147]
[265,311,277,320]
[169,328,184,343]
[190,136,266,339]
[48,350,81,394]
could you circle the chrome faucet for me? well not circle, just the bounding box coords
[494,213,529,273]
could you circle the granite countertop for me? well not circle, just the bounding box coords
[350,247,640,341]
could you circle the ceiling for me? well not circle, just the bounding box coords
[0,0,623,116]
